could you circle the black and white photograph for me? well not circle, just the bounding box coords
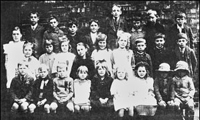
[1,1,199,120]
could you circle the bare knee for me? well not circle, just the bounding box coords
[20,102,29,112]
[28,104,36,113]
[50,102,58,112]
[67,102,74,112]
[11,103,19,112]
[44,104,50,113]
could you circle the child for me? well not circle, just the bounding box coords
[84,19,101,53]
[3,26,25,89]
[28,64,53,114]
[52,39,75,77]
[167,12,194,49]
[10,61,34,114]
[110,66,134,118]
[173,33,197,78]
[134,38,153,77]
[70,42,95,80]
[39,39,56,76]
[111,32,135,80]
[172,61,195,120]
[91,33,113,77]
[149,33,172,77]
[50,63,74,113]
[66,19,83,54]
[154,63,175,113]
[133,61,157,117]
[20,42,40,80]
[129,15,146,52]
[73,66,91,113]
[105,3,128,50]
[24,11,45,59]
[90,60,114,112]
[43,15,64,53]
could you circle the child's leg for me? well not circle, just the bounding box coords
[44,104,50,113]
[11,102,19,112]
[118,108,125,117]
[28,103,36,113]
[66,101,74,112]
[20,101,29,113]
[128,106,134,117]
[74,104,80,113]
[50,102,58,113]
[173,98,181,111]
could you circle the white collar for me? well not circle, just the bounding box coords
[31,23,38,30]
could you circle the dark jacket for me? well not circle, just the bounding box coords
[32,76,53,104]
[67,32,83,54]
[10,74,34,102]
[90,75,113,100]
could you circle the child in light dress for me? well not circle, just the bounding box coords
[73,66,91,113]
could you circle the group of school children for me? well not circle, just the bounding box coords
[3,3,198,120]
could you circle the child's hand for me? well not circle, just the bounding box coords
[158,100,166,107]
[19,98,26,104]
[37,101,42,106]
[167,100,175,106]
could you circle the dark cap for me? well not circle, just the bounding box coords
[175,12,186,19]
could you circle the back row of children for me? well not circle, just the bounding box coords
[3,3,197,120]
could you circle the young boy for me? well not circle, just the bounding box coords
[154,63,175,113]
[39,39,56,76]
[134,38,153,77]
[172,61,195,120]
[105,3,128,50]
[149,33,172,77]
[167,12,194,49]
[10,61,34,114]
[28,64,53,114]
[43,15,64,53]
[50,63,74,113]
[24,11,45,59]
[173,33,197,78]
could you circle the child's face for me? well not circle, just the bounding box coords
[57,67,67,78]
[118,38,128,49]
[136,42,146,52]
[137,66,147,78]
[90,21,99,33]
[112,6,122,18]
[30,13,39,25]
[12,30,22,42]
[69,24,78,34]
[177,39,187,48]
[61,41,69,53]
[148,14,157,24]
[98,40,107,50]
[155,38,165,48]
[78,71,88,80]
[45,44,53,54]
[176,17,185,26]
[160,72,169,79]
[49,18,58,29]
[133,20,141,29]
[77,45,87,57]
[117,69,126,80]
[18,64,28,76]
[23,46,33,58]
[176,70,187,78]
[97,66,106,77]
[39,68,48,79]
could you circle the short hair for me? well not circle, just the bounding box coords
[29,11,40,18]
[44,39,55,47]
[67,18,78,27]
[89,19,99,26]
[96,59,111,77]
[38,64,49,72]
[56,63,68,71]
[175,12,186,19]
[17,60,28,68]
[76,65,88,78]
[48,15,59,23]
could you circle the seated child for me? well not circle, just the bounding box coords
[73,66,91,113]
[28,64,53,114]
[50,63,74,113]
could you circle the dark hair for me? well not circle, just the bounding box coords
[175,12,186,19]
[134,61,150,79]
[29,11,40,18]
[89,19,99,26]
[154,33,165,39]
[48,15,59,23]
[67,18,78,27]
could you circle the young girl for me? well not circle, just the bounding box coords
[133,61,157,117]
[3,26,25,89]
[110,66,134,118]
[52,39,75,77]
[39,39,56,76]
[90,60,114,112]
[73,65,91,113]
[91,33,113,77]
[19,42,40,80]
[28,64,53,114]
[111,32,135,80]
[70,42,95,80]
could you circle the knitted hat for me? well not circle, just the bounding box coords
[135,38,146,44]
[177,33,188,41]
[174,61,190,72]
[156,63,172,72]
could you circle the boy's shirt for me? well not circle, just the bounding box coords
[90,75,113,100]
[172,75,195,99]
[154,76,174,102]
[10,74,34,101]
[174,46,197,77]
[32,76,53,104]
[53,77,73,100]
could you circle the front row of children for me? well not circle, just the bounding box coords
[10,58,195,119]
